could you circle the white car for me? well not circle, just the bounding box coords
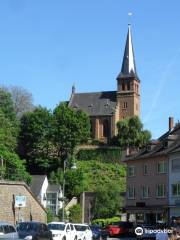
[0,222,19,239]
[48,222,78,240]
[73,224,92,240]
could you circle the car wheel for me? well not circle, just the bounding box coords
[74,236,77,240]
[62,237,66,240]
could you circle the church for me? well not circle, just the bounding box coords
[68,25,140,143]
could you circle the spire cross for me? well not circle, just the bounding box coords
[128,12,133,25]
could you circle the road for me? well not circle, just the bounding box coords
[107,238,136,240]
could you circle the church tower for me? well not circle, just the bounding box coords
[116,24,140,120]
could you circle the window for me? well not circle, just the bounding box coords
[122,83,125,91]
[143,164,148,175]
[123,102,128,109]
[157,161,167,174]
[172,183,180,197]
[136,213,144,223]
[156,184,165,198]
[172,159,180,172]
[127,166,135,177]
[142,186,150,199]
[46,192,58,216]
[127,187,135,199]
[127,82,130,90]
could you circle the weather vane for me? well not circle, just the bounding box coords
[128,12,133,25]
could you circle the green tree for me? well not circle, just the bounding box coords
[0,149,31,184]
[52,103,90,160]
[0,88,16,122]
[116,116,151,148]
[91,184,123,219]
[47,208,53,223]
[65,168,88,200]
[18,106,55,173]
[0,111,17,151]
[68,204,82,223]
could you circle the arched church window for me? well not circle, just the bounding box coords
[122,83,125,91]
[127,82,130,90]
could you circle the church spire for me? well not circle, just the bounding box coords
[117,24,138,79]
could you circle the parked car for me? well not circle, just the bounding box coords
[17,221,53,240]
[90,225,101,240]
[106,221,134,237]
[90,225,108,240]
[0,222,19,239]
[48,222,77,240]
[73,224,92,240]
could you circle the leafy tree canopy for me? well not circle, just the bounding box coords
[0,149,31,184]
[91,183,123,219]
[0,88,17,122]
[0,111,17,152]
[52,103,90,159]
[68,204,82,223]
[18,106,55,173]
[116,116,151,149]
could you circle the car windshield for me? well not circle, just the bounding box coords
[74,225,88,231]
[17,223,38,231]
[48,224,65,231]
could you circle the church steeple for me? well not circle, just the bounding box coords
[117,24,138,80]
[116,24,140,119]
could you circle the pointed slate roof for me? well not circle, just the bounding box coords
[117,24,139,80]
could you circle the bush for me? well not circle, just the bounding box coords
[68,204,82,223]
[92,216,121,227]
[47,208,53,223]
[77,148,122,163]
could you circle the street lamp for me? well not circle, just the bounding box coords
[62,154,77,221]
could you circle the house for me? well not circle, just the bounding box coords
[68,24,140,143]
[168,135,180,219]
[30,175,62,216]
[124,117,180,224]
[0,180,47,224]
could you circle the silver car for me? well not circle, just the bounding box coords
[0,222,19,239]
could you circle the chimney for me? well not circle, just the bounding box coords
[169,117,174,131]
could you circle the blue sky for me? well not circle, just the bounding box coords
[0,0,180,138]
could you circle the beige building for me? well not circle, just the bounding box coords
[125,118,180,224]
[0,180,47,225]
[68,24,140,142]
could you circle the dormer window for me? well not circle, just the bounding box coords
[162,141,168,149]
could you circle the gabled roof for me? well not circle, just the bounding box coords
[125,123,180,161]
[117,24,139,80]
[30,175,47,197]
[69,91,117,116]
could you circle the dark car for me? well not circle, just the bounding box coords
[90,225,101,240]
[106,221,135,237]
[17,221,53,240]
[90,225,108,240]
